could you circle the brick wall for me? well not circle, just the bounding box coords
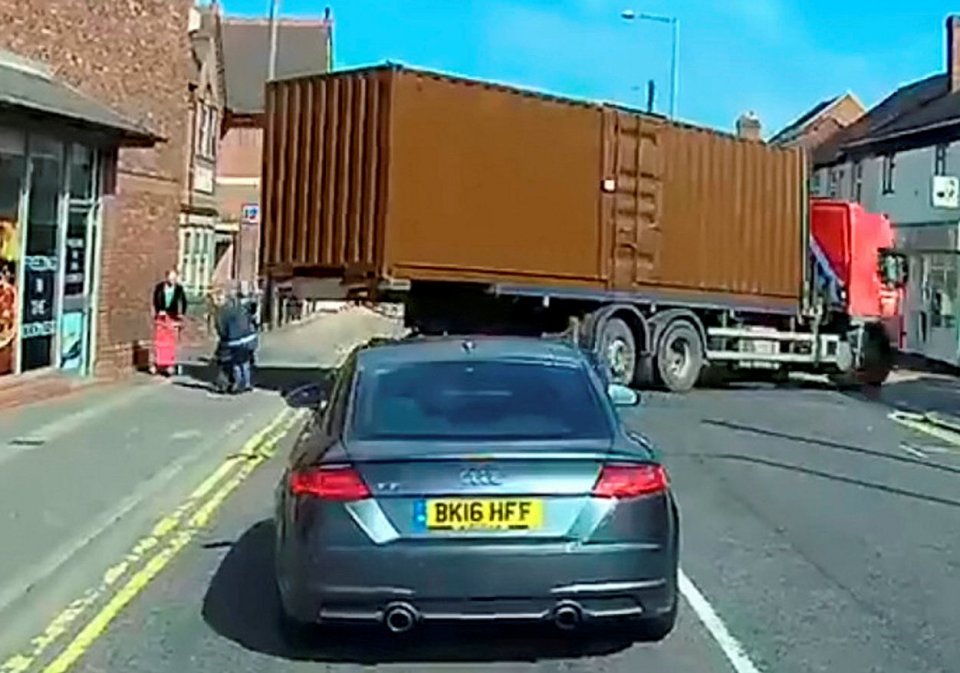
[218,125,263,183]
[217,123,263,285]
[832,96,865,127]
[794,118,844,153]
[0,0,193,375]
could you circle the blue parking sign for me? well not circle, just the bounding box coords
[241,203,260,224]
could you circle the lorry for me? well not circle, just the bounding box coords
[258,64,908,392]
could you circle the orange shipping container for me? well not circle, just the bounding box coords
[262,66,807,313]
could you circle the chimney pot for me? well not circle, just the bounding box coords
[736,111,762,141]
[948,15,960,92]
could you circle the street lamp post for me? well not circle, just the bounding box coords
[621,9,679,120]
[268,0,281,80]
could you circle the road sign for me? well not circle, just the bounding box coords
[241,203,260,224]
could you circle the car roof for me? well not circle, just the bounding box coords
[355,335,588,368]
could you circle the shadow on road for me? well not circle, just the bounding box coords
[201,520,635,664]
[175,362,335,406]
[858,373,960,416]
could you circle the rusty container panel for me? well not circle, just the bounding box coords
[261,69,390,276]
[603,109,805,308]
[383,69,606,287]
[263,65,806,312]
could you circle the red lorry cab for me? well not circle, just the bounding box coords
[810,198,903,345]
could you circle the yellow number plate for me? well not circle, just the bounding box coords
[425,499,544,531]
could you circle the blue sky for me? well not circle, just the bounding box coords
[222,0,960,136]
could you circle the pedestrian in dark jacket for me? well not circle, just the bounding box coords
[153,270,188,320]
[212,291,257,394]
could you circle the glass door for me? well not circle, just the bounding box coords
[59,144,98,374]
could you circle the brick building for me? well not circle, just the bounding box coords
[0,0,192,380]
[217,13,332,293]
[182,4,229,301]
[769,92,865,152]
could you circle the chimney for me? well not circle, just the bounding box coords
[948,15,960,92]
[736,111,762,141]
[187,5,201,33]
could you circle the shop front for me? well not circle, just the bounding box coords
[0,131,105,378]
[0,51,157,381]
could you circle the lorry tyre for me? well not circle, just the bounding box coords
[856,324,894,387]
[656,321,703,393]
[830,324,893,389]
[598,317,637,386]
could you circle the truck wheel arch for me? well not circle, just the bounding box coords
[646,309,708,357]
[644,310,709,391]
[582,305,650,354]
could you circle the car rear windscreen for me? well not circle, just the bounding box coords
[351,360,612,441]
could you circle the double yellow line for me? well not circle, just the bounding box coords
[2,407,307,673]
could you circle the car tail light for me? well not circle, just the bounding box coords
[289,465,371,501]
[592,463,668,499]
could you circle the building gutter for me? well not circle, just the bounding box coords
[843,117,960,149]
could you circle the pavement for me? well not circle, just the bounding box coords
[0,306,404,670]
[1,325,959,673]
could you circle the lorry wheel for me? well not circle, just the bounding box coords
[857,324,894,386]
[656,322,703,393]
[830,324,893,389]
[598,317,637,386]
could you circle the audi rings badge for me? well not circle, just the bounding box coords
[460,466,503,487]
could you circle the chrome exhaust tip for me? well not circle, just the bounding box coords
[383,602,419,634]
[553,601,583,631]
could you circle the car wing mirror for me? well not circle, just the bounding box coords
[285,382,329,410]
[607,383,641,407]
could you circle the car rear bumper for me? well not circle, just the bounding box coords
[276,539,678,625]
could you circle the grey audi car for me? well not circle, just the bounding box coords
[274,336,679,641]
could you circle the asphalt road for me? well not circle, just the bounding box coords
[51,372,960,673]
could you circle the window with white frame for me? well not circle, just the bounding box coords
[195,102,219,160]
[205,105,218,158]
[882,153,896,194]
[935,143,948,176]
[179,227,215,296]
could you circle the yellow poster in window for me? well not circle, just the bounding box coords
[0,217,19,375]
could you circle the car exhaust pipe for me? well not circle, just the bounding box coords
[553,601,583,631]
[383,602,419,634]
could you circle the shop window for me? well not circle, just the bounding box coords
[20,138,63,372]
[0,141,26,378]
[69,144,96,201]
